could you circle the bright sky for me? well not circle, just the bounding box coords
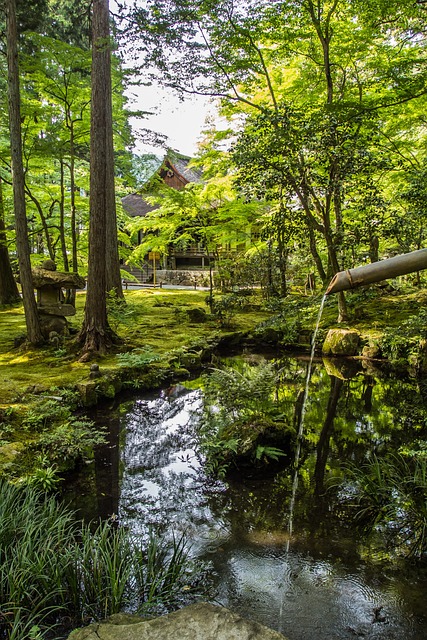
[111,0,214,158]
[126,83,213,158]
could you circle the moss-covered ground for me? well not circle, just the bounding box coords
[0,289,269,404]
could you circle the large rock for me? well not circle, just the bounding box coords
[322,328,360,356]
[69,603,287,640]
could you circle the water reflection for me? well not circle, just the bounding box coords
[65,356,427,639]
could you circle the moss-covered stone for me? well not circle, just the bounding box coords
[76,381,98,407]
[186,307,207,323]
[0,442,24,473]
[322,329,360,356]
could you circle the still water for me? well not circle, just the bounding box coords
[65,354,427,639]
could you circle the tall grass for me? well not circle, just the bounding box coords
[0,482,201,640]
[340,454,427,558]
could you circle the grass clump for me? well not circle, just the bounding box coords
[337,452,427,558]
[0,482,204,639]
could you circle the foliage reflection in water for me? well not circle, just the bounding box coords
[65,354,427,639]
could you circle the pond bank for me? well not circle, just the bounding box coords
[2,285,427,481]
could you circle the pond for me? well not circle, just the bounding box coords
[64,353,427,640]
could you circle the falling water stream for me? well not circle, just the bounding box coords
[287,293,327,548]
[66,344,427,639]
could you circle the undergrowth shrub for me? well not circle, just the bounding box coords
[106,290,141,333]
[379,309,427,366]
[198,361,291,477]
[116,348,161,369]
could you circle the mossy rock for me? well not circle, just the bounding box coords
[222,417,292,465]
[361,342,382,359]
[68,603,287,640]
[187,307,207,323]
[76,381,98,407]
[322,329,360,356]
[178,351,202,369]
[0,441,25,476]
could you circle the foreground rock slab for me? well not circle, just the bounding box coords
[69,603,288,640]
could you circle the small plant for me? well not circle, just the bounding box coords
[338,452,427,557]
[201,436,241,478]
[206,293,248,327]
[34,418,106,467]
[53,348,67,358]
[24,456,61,491]
[254,445,286,463]
[22,399,70,433]
[107,289,140,332]
[116,348,161,369]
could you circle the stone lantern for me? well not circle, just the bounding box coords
[31,260,86,338]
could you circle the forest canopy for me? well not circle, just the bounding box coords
[2,0,427,337]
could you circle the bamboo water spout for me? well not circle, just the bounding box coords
[326,249,427,295]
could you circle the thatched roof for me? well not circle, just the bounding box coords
[121,194,158,218]
[166,154,203,184]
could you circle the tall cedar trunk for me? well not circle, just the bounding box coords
[59,158,70,272]
[0,176,21,305]
[77,0,114,355]
[104,45,123,298]
[6,0,43,343]
[69,120,77,274]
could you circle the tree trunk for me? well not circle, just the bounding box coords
[0,176,21,305]
[59,158,70,272]
[77,0,116,356]
[103,4,123,298]
[68,122,78,274]
[6,0,43,344]
[307,223,327,284]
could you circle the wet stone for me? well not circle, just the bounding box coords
[68,603,288,640]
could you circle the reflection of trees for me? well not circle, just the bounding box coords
[93,402,121,520]
[67,358,427,565]
[314,376,344,498]
[362,376,375,413]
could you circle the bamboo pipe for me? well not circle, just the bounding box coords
[326,249,427,295]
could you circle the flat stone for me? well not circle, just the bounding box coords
[31,267,86,290]
[68,603,287,640]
